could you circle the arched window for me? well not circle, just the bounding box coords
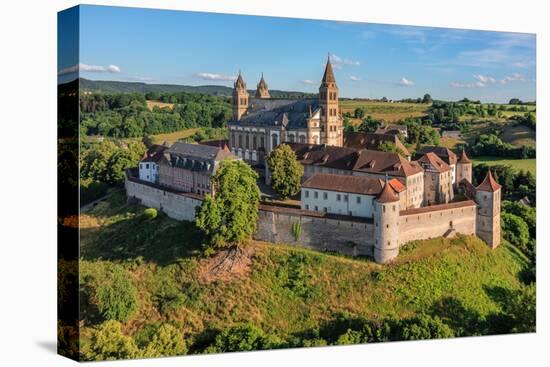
[245,135,249,149]
[272,133,278,148]
[238,135,242,148]
[252,136,257,150]
[289,134,295,143]
[300,135,306,143]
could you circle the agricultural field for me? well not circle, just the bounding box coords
[150,128,201,145]
[146,100,176,110]
[340,100,429,124]
[472,157,536,175]
[75,192,531,359]
[500,124,536,147]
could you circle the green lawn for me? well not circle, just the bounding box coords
[77,191,531,357]
[472,156,536,175]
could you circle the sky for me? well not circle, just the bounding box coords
[58,5,536,103]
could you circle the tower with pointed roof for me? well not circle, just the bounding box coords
[232,71,249,121]
[456,149,472,186]
[373,179,401,263]
[319,55,343,147]
[255,73,270,98]
[475,170,502,249]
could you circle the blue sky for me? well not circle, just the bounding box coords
[58,5,536,103]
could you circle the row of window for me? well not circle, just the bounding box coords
[319,91,337,100]
[233,134,266,150]
[304,189,363,204]
[140,163,158,170]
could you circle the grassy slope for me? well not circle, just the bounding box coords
[472,157,536,175]
[79,192,529,349]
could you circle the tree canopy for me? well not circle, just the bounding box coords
[267,144,304,200]
[195,160,260,249]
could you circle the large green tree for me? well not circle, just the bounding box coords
[267,144,304,200]
[501,212,530,248]
[195,160,260,249]
[94,266,139,322]
[143,324,187,358]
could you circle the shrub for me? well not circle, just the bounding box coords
[95,266,138,322]
[143,324,187,358]
[143,207,158,220]
[501,212,530,249]
[291,221,302,241]
[205,324,282,353]
[83,320,140,361]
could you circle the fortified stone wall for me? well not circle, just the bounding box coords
[398,201,477,245]
[125,180,200,221]
[126,177,480,263]
[126,178,374,256]
[257,209,374,256]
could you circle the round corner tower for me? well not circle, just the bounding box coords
[456,149,472,186]
[374,181,401,263]
[475,170,502,249]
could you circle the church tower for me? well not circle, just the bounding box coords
[319,55,343,146]
[255,73,270,98]
[232,71,249,121]
[475,170,502,249]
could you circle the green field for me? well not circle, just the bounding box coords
[472,156,536,174]
[150,128,200,144]
[340,100,429,124]
[76,192,531,358]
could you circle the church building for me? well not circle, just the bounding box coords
[228,57,343,165]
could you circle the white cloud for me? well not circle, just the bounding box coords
[398,77,414,86]
[450,82,466,88]
[473,74,496,84]
[329,54,360,69]
[106,64,121,73]
[301,79,315,85]
[500,73,526,84]
[349,76,360,81]
[58,63,121,76]
[449,80,486,88]
[196,72,237,81]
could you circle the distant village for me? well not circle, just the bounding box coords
[127,58,502,263]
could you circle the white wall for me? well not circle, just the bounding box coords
[300,187,375,218]
[139,162,159,183]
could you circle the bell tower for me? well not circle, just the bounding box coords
[232,71,249,121]
[319,55,342,146]
[255,72,270,98]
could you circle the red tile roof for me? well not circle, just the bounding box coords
[302,173,385,195]
[343,131,411,157]
[416,152,451,173]
[476,170,502,192]
[376,181,400,203]
[458,149,472,164]
[399,199,476,215]
[141,144,168,163]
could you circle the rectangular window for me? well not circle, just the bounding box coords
[344,195,348,202]
[305,190,309,198]
[323,192,328,200]
[323,207,328,213]
[357,196,361,204]
[146,163,150,169]
[314,206,318,211]
[337,194,341,201]
[305,204,309,210]
[314,191,318,199]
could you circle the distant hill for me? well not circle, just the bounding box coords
[78,78,316,98]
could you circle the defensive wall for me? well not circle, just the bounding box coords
[125,173,479,263]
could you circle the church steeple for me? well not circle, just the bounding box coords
[321,54,336,85]
[255,72,270,98]
[232,70,249,121]
[318,54,342,146]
